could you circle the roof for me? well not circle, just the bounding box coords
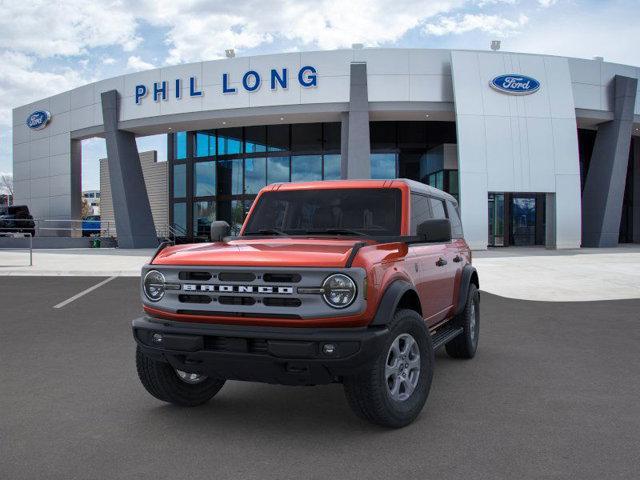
[264,178,458,205]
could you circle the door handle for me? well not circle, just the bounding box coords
[436,257,448,267]
[453,255,463,263]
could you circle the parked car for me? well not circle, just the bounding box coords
[82,215,101,237]
[0,205,35,236]
[132,179,479,428]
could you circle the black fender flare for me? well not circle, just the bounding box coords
[454,265,479,316]
[370,280,418,327]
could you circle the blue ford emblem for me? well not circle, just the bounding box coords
[26,110,51,130]
[490,74,540,95]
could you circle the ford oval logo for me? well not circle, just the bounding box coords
[490,74,540,95]
[26,110,51,130]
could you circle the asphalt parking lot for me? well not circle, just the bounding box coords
[1,277,640,480]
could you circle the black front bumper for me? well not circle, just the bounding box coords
[132,316,390,386]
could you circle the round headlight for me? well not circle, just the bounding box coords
[143,270,166,302]
[322,274,357,309]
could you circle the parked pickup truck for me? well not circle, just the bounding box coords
[132,179,479,427]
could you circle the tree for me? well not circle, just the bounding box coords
[81,198,92,218]
[0,173,13,198]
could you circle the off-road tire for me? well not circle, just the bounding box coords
[343,309,434,428]
[445,284,480,359]
[136,346,225,406]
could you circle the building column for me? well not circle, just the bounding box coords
[582,75,638,247]
[633,138,640,243]
[341,62,371,179]
[101,90,158,248]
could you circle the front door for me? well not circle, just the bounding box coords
[510,196,537,246]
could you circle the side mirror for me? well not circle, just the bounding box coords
[417,218,451,243]
[210,221,230,242]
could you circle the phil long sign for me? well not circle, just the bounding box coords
[135,66,318,105]
[490,74,540,95]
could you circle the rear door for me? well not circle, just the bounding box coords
[409,193,450,325]
[428,197,458,316]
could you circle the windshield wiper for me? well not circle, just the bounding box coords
[306,228,367,236]
[245,228,288,236]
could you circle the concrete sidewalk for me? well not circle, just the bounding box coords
[1,245,639,301]
[0,248,155,276]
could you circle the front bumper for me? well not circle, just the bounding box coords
[132,316,390,386]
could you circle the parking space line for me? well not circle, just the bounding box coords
[53,276,118,309]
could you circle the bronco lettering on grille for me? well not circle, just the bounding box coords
[182,284,294,294]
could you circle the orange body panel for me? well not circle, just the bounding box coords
[147,179,471,328]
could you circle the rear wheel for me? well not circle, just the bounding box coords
[343,309,434,428]
[445,284,480,359]
[136,346,225,406]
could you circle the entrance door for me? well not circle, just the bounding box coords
[488,193,505,246]
[510,196,537,246]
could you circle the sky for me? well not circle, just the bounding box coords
[0,0,638,191]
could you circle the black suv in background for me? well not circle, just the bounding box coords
[0,205,36,236]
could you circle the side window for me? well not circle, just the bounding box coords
[429,197,446,220]
[446,200,464,238]
[410,194,432,235]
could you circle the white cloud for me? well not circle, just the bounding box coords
[538,0,558,7]
[424,13,529,36]
[0,0,141,57]
[126,55,156,72]
[102,57,116,65]
[135,0,466,64]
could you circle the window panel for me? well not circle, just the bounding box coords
[217,159,243,195]
[291,155,322,182]
[193,201,216,237]
[194,161,216,197]
[291,123,322,151]
[245,157,266,194]
[410,194,432,235]
[323,122,341,151]
[173,202,187,233]
[267,124,289,151]
[446,200,463,238]
[370,153,397,179]
[430,197,446,219]
[323,154,341,180]
[267,156,290,184]
[245,126,267,153]
[217,127,243,155]
[370,122,396,150]
[195,131,216,157]
[174,131,187,160]
[173,163,186,198]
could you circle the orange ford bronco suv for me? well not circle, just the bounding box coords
[133,179,479,427]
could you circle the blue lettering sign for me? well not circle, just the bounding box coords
[135,85,147,104]
[271,68,287,90]
[298,66,317,87]
[222,73,236,93]
[490,74,540,95]
[242,71,261,92]
[153,81,167,101]
[189,76,202,97]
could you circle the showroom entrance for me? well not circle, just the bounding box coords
[488,193,547,247]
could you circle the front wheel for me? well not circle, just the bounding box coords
[135,347,225,406]
[343,309,434,428]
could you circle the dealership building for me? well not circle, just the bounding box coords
[11,48,640,249]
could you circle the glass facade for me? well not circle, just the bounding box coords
[169,123,341,238]
[169,120,459,240]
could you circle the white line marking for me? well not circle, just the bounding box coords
[53,276,118,309]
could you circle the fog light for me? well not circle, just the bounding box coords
[322,343,336,355]
[152,333,163,344]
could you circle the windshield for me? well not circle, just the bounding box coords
[243,188,402,236]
